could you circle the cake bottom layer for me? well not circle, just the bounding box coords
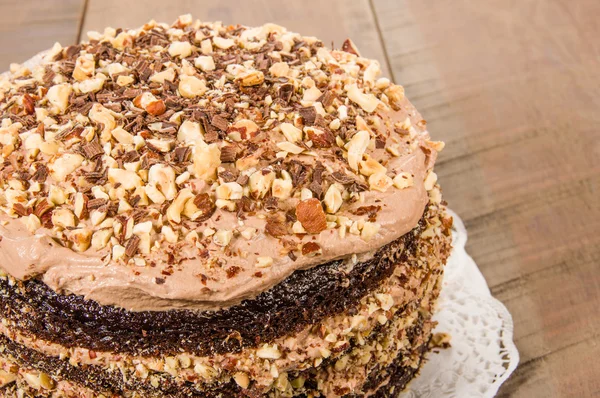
[0,331,430,398]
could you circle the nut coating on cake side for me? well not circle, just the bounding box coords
[0,14,451,397]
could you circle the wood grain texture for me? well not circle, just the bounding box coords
[0,0,86,71]
[0,0,598,396]
[372,0,600,397]
[81,0,391,76]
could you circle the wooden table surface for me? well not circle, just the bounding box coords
[1,1,599,396]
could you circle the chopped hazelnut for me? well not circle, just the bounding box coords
[72,54,96,81]
[255,256,274,268]
[256,344,281,359]
[49,153,84,182]
[424,171,438,191]
[279,123,302,142]
[269,62,289,77]
[346,83,380,113]
[168,41,193,58]
[108,168,142,190]
[150,68,176,83]
[192,143,221,180]
[239,70,264,86]
[213,36,235,49]
[46,83,72,114]
[194,55,216,71]
[324,184,343,214]
[179,75,207,98]
[213,229,233,246]
[249,168,275,198]
[148,164,177,200]
[166,188,195,223]
[393,172,414,189]
[346,130,370,171]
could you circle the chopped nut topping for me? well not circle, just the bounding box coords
[239,70,264,87]
[296,198,327,234]
[323,184,343,214]
[179,75,207,98]
[255,256,274,268]
[0,16,442,276]
[347,130,370,171]
[393,172,414,189]
[213,229,233,246]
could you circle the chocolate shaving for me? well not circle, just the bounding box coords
[31,164,48,182]
[42,66,56,86]
[203,130,219,143]
[349,181,369,192]
[307,181,323,198]
[236,174,249,186]
[211,115,230,132]
[314,114,329,128]
[135,60,152,81]
[87,198,108,210]
[265,216,287,237]
[65,45,81,60]
[122,88,142,99]
[218,169,238,183]
[81,140,104,159]
[317,90,336,107]
[299,106,317,125]
[313,163,325,184]
[263,197,279,213]
[130,195,141,207]
[238,196,255,213]
[289,161,309,187]
[122,150,140,163]
[124,235,141,259]
[220,145,238,163]
[277,83,294,104]
[172,146,190,163]
[331,171,356,185]
[84,169,108,185]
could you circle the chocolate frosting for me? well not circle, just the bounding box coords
[0,20,442,311]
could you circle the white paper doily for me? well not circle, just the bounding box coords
[400,210,519,397]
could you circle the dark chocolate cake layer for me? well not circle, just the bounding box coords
[0,216,421,357]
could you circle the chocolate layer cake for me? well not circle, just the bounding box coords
[0,15,452,397]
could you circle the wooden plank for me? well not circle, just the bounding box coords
[372,0,600,397]
[81,0,391,77]
[0,0,86,71]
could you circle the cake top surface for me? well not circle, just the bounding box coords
[0,15,443,311]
